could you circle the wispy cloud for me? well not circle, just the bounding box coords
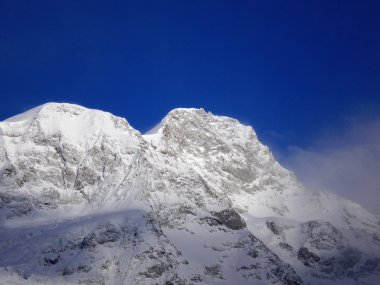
[265,130,290,141]
[282,117,380,215]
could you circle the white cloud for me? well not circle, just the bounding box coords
[283,118,380,215]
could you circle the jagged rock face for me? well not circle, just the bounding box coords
[0,104,145,218]
[298,247,321,267]
[150,108,292,197]
[0,103,379,285]
[213,208,247,230]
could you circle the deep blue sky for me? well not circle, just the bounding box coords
[1,1,380,154]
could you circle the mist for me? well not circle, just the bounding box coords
[282,117,380,215]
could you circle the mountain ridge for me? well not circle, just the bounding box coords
[0,103,379,285]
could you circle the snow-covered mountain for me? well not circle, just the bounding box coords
[0,103,379,285]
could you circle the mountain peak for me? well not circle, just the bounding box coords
[1,102,141,146]
[166,107,207,116]
[3,102,86,123]
[144,107,253,151]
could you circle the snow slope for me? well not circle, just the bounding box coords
[0,103,379,285]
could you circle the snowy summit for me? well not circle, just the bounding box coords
[0,103,379,285]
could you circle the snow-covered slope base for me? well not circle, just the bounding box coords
[0,103,379,285]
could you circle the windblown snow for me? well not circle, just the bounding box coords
[0,103,379,285]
